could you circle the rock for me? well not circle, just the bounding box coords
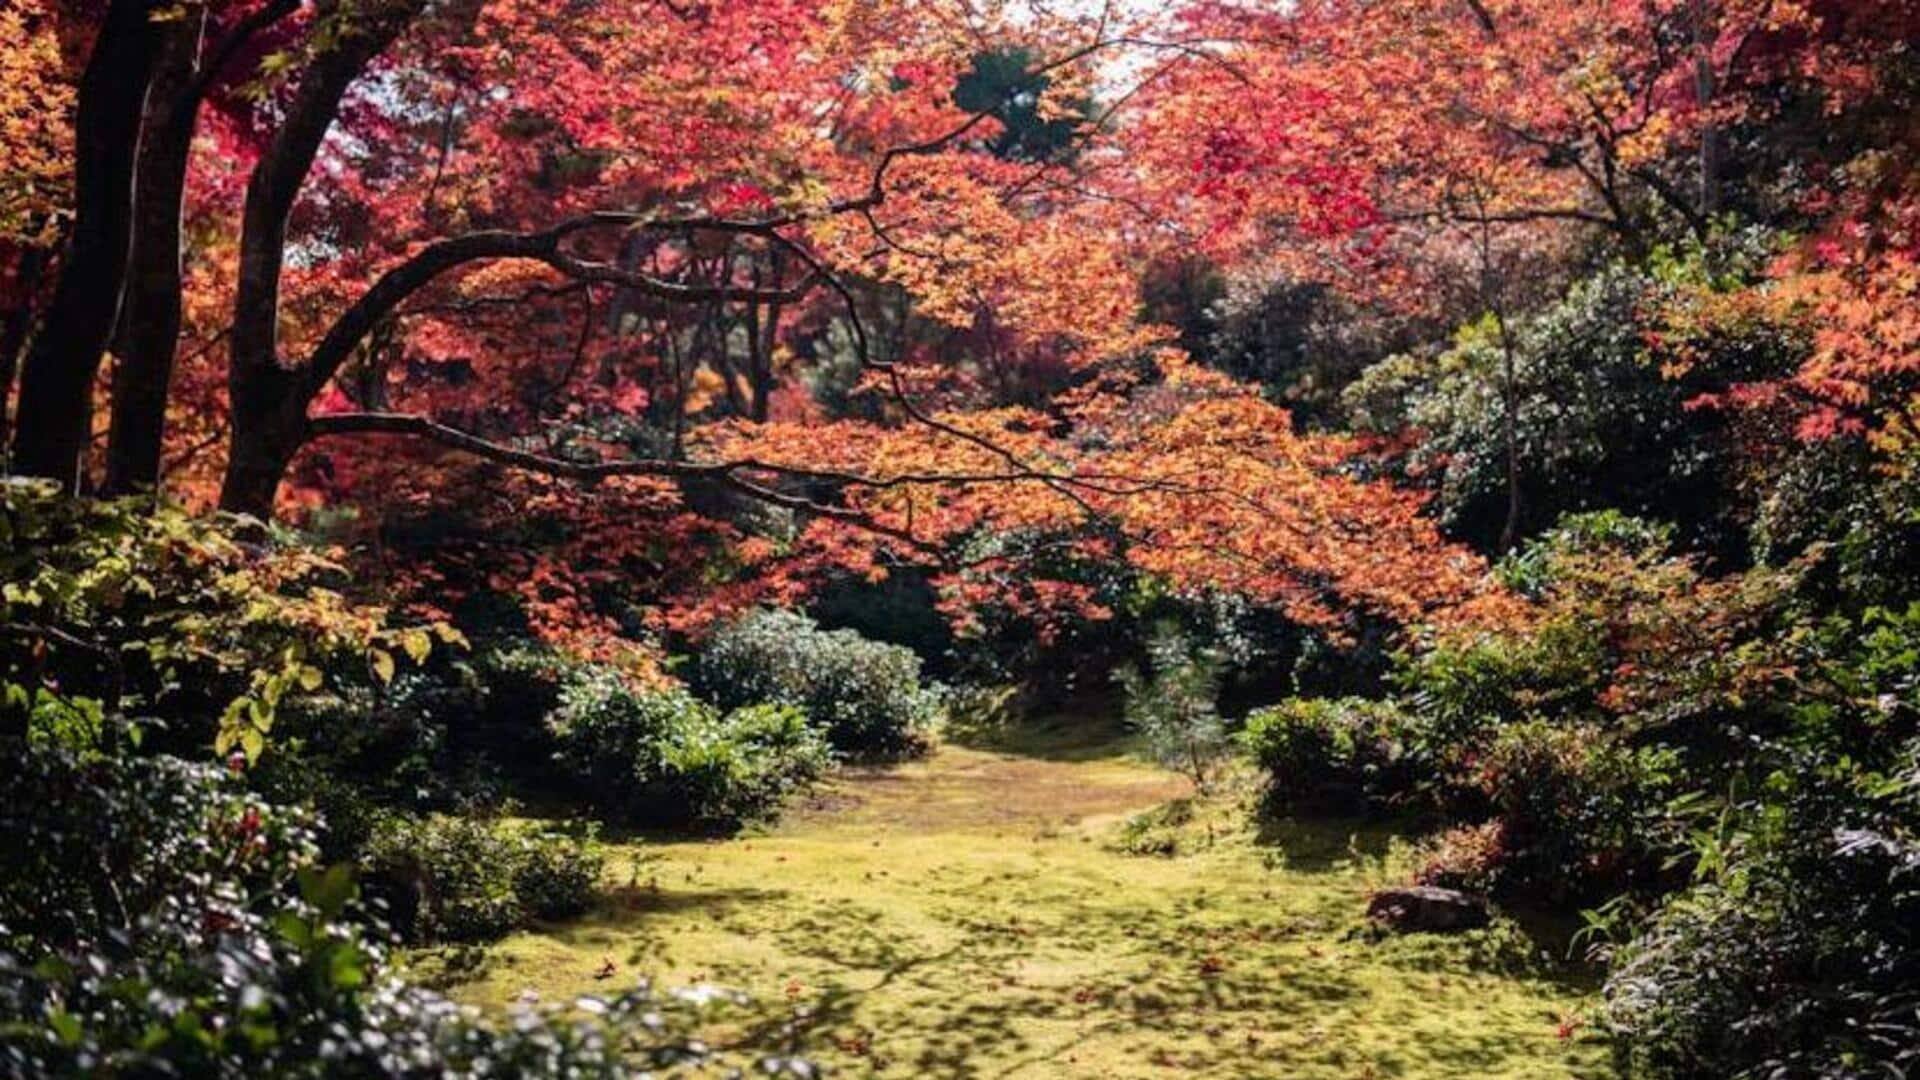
[1365,885,1490,933]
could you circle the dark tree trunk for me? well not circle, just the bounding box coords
[746,301,772,422]
[0,245,49,453]
[747,251,782,423]
[104,9,208,495]
[1689,0,1721,219]
[9,0,163,488]
[218,0,415,514]
[221,386,306,518]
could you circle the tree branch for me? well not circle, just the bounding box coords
[302,411,943,551]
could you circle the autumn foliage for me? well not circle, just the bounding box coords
[1,0,1914,661]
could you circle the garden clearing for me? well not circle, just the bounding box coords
[424,720,1612,1078]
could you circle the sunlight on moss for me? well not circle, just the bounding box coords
[413,736,1610,1078]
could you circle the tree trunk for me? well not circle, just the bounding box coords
[746,300,772,422]
[218,0,415,514]
[222,350,309,518]
[1494,309,1524,553]
[1689,0,1720,219]
[104,9,208,495]
[9,0,162,488]
[0,245,49,453]
[220,407,305,518]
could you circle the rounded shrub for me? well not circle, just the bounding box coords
[364,816,494,943]
[548,670,830,832]
[361,813,603,942]
[511,825,604,921]
[1240,697,1414,814]
[695,608,938,760]
[1412,821,1508,895]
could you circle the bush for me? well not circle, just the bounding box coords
[1753,439,1920,609]
[1241,697,1414,814]
[1391,510,1799,770]
[1393,621,1604,761]
[1,740,319,953]
[1408,735,1671,903]
[258,641,587,828]
[469,643,585,776]
[1600,744,1920,1078]
[0,738,810,1077]
[362,813,603,943]
[549,670,830,832]
[512,824,604,920]
[1412,821,1508,895]
[1340,251,1773,553]
[0,483,460,763]
[1447,721,1674,901]
[695,608,938,760]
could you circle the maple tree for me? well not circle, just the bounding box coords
[0,0,1518,661]
[11,0,1907,657]
[1108,0,1920,550]
[3,0,1904,657]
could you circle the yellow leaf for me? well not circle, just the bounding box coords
[399,628,431,665]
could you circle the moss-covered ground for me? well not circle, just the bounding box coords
[415,718,1614,1077]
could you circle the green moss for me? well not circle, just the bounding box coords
[414,732,1611,1078]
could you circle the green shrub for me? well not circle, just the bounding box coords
[1752,440,1920,608]
[260,641,584,824]
[0,483,460,763]
[1,740,319,954]
[1393,621,1604,761]
[1241,697,1414,814]
[549,670,830,832]
[361,814,603,943]
[1391,509,1799,781]
[362,814,520,942]
[695,608,938,760]
[1600,744,1920,1078]
[512,824,604,920]
[0,738,809,1077]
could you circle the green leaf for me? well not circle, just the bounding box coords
[298,863,358,919]
[273,911,314,950]
[47,1010,81,1047]
[327,941,368,989]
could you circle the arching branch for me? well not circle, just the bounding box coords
[302,411,943,552]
